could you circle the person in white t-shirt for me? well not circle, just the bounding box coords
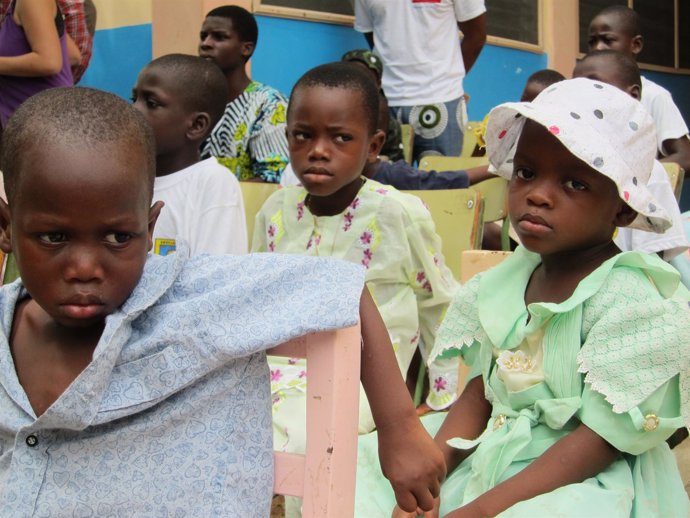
[354,0,486,162]
[573,50,688,261]
[132,53,247,256]
[588,5,690,174]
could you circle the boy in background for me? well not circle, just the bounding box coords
[588,5,690,173]
[132,53,247,256]
[198,5,288,183]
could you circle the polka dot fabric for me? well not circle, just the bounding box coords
[485,78,671,233]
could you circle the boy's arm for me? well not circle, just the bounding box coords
[454,423,618,517]
[359,288,446,513]
[661,136,690,174]
[457,14,486,74]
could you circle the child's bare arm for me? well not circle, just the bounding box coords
[452,423,619,517]
[358,288,446,513]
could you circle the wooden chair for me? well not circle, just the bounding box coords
[403,189,483,282]
[662,162,685,202]
[400,124,414,165]
[418,154,489,172]
[239,181,280,248]
[269,324,361,518]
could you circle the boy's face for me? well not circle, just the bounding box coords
[288,85,383,198]
[572,57,640,100]
[509,120,632,258]
[198,16,253,74]
[0,141,162,330]
[132,66,195,159]
[588,13,642,57]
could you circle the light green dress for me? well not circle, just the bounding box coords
[252,179,459,451]
[355,246,690,517]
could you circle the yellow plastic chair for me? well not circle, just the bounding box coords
[403,189,484,283]
[418,154,489,172]
[270,324,361,518]
[239,181,280,248]
[472,177,511,251]
[462,120,485,158]
[662,162,685,202]
[2,252,18,285]
[400,123,414,165]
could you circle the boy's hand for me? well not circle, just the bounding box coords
[377,417,446,513]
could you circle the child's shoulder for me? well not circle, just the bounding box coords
[359,179,434,222]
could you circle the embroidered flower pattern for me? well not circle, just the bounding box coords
[270,369,283,381]
[268,224,276,238]
[496,350,535,373]
[433,377,447,392]
[298,370,307,379]
[350,197,360,210]
[362,248,373,268]
[343,211,354,231]
[416,271,432,293]
[360,231,372,245]
[296,201,306,221]
[376,188,388,195]
[268,242,275,252]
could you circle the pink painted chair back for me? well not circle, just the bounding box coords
[268,324,361,518]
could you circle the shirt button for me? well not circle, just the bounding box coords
[26,434,38,447]
[493,414,507,431]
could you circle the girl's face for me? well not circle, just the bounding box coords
[287,85,383,216]
[509,120,634,258]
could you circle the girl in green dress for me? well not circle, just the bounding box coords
[381,78,690,517]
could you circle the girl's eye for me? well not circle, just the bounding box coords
[335,134,353,143]
[104,233,133,245]
[39,233,67,244]
[514,167,534,180]
[291,131,308,141]
[565,179,587,191]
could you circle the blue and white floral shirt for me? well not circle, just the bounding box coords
[0,248,364,517]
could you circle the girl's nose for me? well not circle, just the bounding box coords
[525,181,554,208]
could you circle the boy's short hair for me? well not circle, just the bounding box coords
[341,49,383,80]
[582,49,641,88]
[526,69,566,89]
[595,5,641,37]
[0,87,155,203]
[206,5,258,46]
[289,62,380,135]
[146,54,228,129]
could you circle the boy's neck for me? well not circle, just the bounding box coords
[225,66,252,103]
[156,147,202,178]
[306,177,365,217]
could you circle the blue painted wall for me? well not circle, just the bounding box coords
[78,24,152,101]
[252,15,547,121]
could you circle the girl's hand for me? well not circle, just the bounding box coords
[377,418,446,513]
[391,496,440,518]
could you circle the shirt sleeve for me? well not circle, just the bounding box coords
[645,85,690,153]
[398,195,461,408]
[454,0,487,22]
[249,93,289,183]
[354,0,373,33]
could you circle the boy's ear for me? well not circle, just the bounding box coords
[241,41,255,61]
[367,129,386,162]
[614,202,638,228]
[627,83,641,100]
[187,112,211,142]
[630,34,643,56]
[146,200,164,252]
[0,199,11,254]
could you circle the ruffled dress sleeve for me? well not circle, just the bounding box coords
[576,256,690,453]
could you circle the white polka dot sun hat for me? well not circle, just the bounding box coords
[485,77,670,233]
